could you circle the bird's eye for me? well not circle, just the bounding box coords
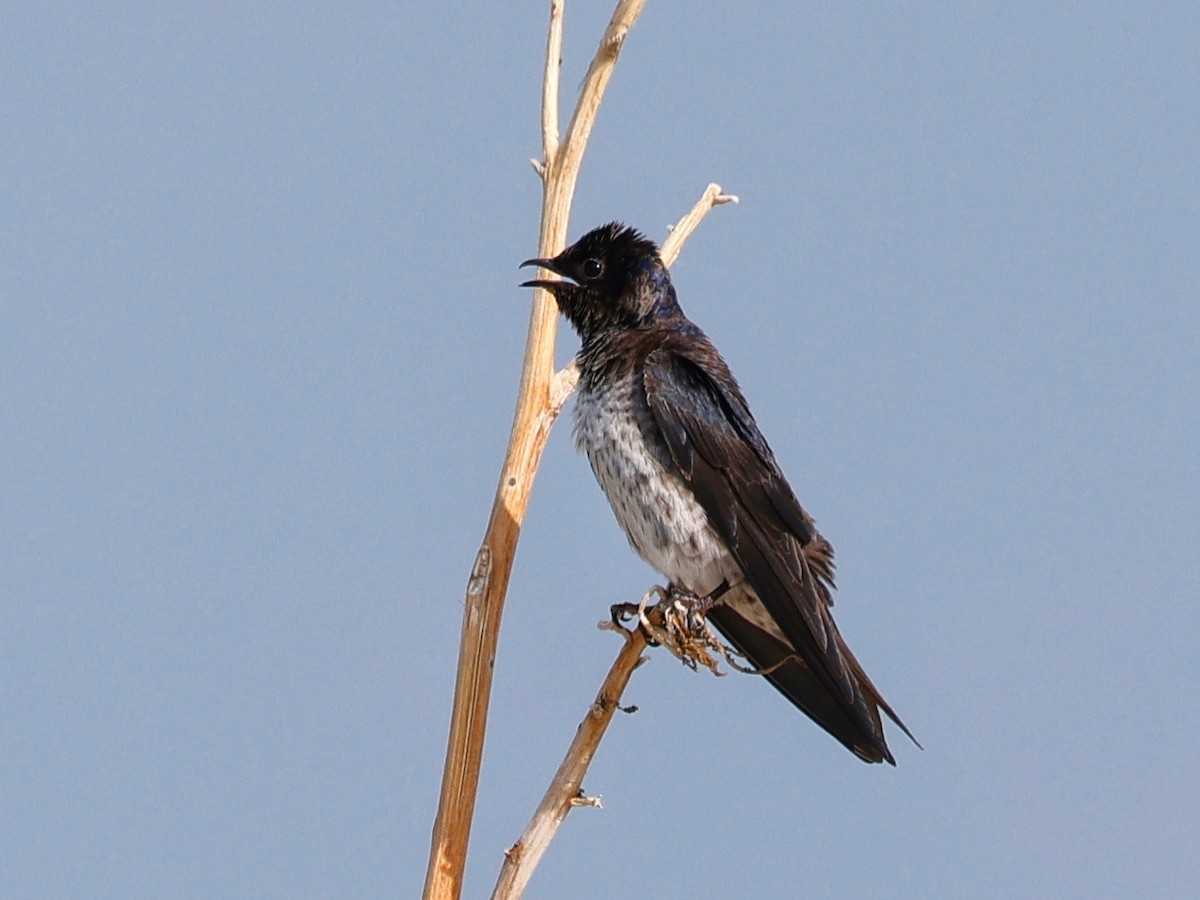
[582,258,603,280]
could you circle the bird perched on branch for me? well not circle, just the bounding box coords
[522,223,917,764]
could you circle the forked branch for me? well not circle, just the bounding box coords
[422,4,646,898]
[423,3,733,898]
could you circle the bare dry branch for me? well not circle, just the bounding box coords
[490,610,651,900]
[490,588,738,899]
[422,3,647,898]
[549,359,580,415]
[554,0,647,193]
[424,4,741,898]
[540,0,564,160]
[661,183,739,267]
[537,0,648,259]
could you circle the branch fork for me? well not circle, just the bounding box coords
[424,3,738,898]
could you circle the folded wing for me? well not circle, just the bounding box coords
[642,345,915,763]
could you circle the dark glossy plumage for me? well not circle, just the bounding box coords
[522,223,917,764]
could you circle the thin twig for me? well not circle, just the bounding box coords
[549,359,580,414]
[541,0,564,160]
[661,183,739,267]
[490,618,650,900]
[554,0,646,191]
[490,585,740,899]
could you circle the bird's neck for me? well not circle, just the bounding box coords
[576,326,657,388]
[576,328,626,384]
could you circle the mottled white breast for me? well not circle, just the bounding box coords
[573,371,739,595]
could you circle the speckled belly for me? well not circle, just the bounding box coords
[573,375,738,595]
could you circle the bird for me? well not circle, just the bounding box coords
[521,222,918,764]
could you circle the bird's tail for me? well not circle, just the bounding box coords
[708,597,919,764]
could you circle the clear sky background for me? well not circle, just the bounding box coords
[3,3,1198,898]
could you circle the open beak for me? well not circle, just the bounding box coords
[519,256,571,292]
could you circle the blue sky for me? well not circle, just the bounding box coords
[3,2,1198,898]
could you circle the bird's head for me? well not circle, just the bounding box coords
[521,222,678,339]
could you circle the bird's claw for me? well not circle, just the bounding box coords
[609,601,640,626]
[607,585,732,676]
[664,579,730,631]
[609,594,663,646]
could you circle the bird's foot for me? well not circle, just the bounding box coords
[664,580,730,631]
[609,592,664,646]
[640,584,726,676]
[605,585,728,676]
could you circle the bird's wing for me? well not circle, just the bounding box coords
[642,345,914,762]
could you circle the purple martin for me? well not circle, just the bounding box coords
[522,223,917,764]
